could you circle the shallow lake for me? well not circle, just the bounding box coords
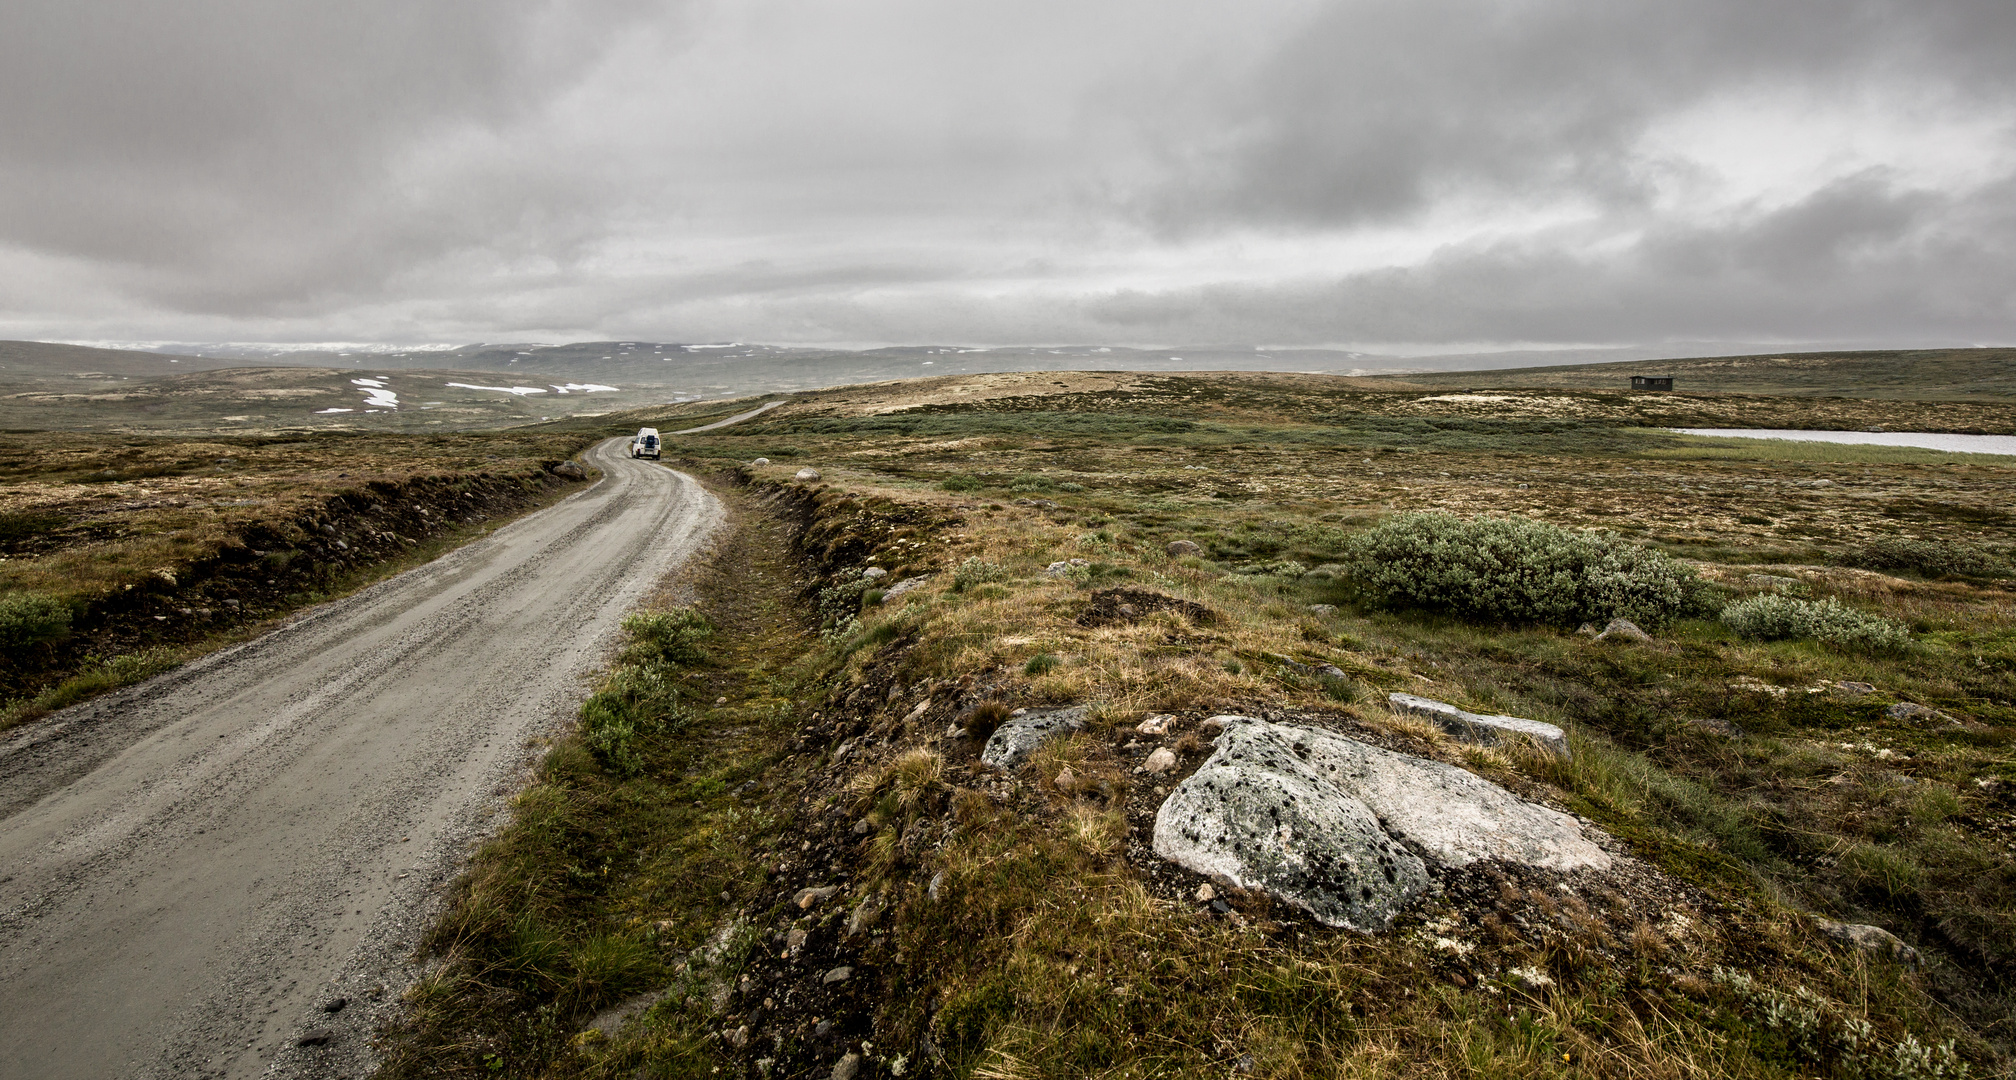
[1670,428,2016,456]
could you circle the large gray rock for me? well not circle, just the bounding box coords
[876,575,931,603]
[1817,919,1921,968]
[1153,718,1609,931]
[1289,727,1610,872]
[1388,692,1571,759]
[1887,701,1957,725]
[1155,721,1429,931]
[981,706,1089,770]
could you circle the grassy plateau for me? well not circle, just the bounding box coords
[371,366,2015,1080]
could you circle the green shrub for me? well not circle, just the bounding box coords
[939,474,982,492]
[1850,536,2011,579]
[0,510,64,545]
[619,607,713,667]
[816,571,882,636]
[951,556,1010,592]
[1008,475,1055,493]
[581,607,712,774]
[578,664,691,777]
[1720,594,1911,651]
[1341,513,1714,628]
[0,591,72,649]
[579,696,644,776]
[1023,653,1059,675]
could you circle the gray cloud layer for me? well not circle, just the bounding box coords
[2,0,2012,348]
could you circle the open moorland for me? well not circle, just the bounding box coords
[0,340,703,433]
[1376,348,2016,401]
[368,366,2016,1080]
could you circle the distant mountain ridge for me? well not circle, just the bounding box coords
[5,340,2009,437]
[31,337,1923,394]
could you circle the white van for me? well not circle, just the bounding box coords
[630,428,661,459]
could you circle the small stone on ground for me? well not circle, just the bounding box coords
[1387,692,1572,759]
[982,706,1089,770]
[1594,618,1652,643]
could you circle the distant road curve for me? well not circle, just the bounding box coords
[0,439,723,1080]
[670,397,783,434]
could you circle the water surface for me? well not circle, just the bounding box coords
[1670,428,2016,456]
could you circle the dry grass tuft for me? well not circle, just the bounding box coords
[849,748,948,816]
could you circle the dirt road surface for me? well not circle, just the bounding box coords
[671,398,782,433]
[0,439,723,1079]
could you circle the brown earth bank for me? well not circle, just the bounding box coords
[1,430,597,726]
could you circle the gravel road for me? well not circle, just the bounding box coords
[0,439,723,1079]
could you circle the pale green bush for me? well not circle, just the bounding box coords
[1850,536,2010,580]
[0,591,71,650]
[1720,594,1910,651]
[619,607,713,667]
[951,556,1010,592]
[1342,513,1714,628]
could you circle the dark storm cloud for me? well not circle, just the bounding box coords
[1127,0,2016,231]
[1078,173,2016,345]
[1,0,2013,348]
[0,0,660,277]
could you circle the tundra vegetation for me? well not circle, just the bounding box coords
[380,369,2015,1080]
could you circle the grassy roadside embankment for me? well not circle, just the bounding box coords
[382,373,2013,1080]
[0,429,599,729]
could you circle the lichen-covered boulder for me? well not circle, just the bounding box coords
[1154,722,1429,931]
[1817,919,1921,967]
[981,706,1089,770]
[876,576,931,604]
[1284,725,1610,872]
[1153,718,1610,931]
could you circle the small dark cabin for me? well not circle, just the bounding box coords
[1631,375,1674,391]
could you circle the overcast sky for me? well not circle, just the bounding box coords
[3,0,2013,350]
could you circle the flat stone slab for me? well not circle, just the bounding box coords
[1388,692,1571,759]
[981,706,1089,770]
[1154,722,1428,931]
[1153,718,1609,931]
[876,575,931,604]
